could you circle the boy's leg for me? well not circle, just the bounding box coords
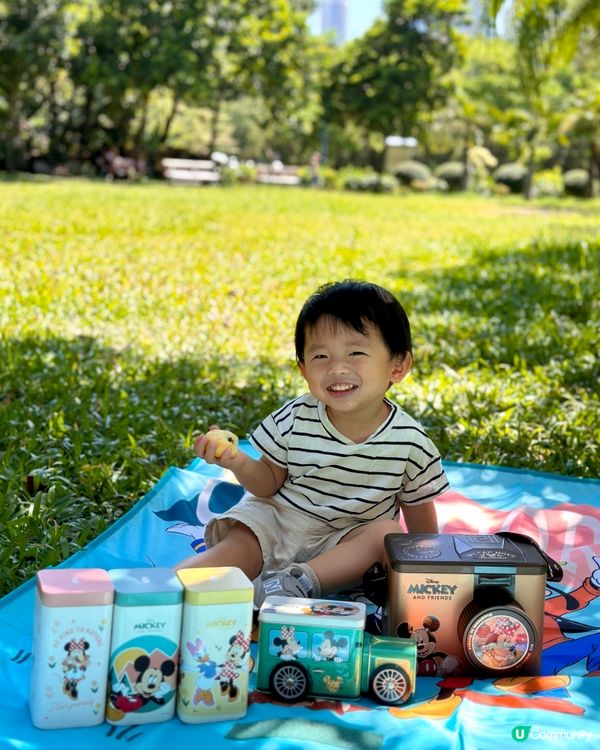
[173,521,263,581]
[254,519,400,606]
[307,519,400,594]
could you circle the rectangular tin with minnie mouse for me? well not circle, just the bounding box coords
[29,568,114,728]
[176,567,253,723]
[105,568,183,725]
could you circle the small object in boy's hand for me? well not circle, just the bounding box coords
[205,429,239,458]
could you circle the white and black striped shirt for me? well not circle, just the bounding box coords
[250,394,449,529]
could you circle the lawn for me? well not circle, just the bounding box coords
[0,178,599,595]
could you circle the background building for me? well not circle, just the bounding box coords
[321,0,348,45]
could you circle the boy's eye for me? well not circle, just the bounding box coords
[349,351,366,356]
[312,353,327,360]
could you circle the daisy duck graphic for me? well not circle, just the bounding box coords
[184,638,218,707]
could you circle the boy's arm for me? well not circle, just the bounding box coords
[230,453,288,497]
[399,500,438,533]
[194,433,287,497]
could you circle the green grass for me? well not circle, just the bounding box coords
[1,179,599,595]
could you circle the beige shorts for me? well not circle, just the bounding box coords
[204,496,365,571]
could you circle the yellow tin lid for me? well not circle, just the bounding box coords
[176,566,253,605]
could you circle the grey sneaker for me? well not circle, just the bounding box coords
[254,563,319,608]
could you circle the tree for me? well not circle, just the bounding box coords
[64,0,317,162]
[487,0,599,197]
[558,90,600,197]
[184,0,319,157]
[325,0,466,169]
[0,0,69,171]
[66,0,217,161]
[490,0,600,56]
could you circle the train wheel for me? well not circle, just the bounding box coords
[369,663,411,706]
[269,662,310,702]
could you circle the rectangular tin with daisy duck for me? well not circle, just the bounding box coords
[257,596,416,706]
[29,568,114,729]
[176,567,253,723]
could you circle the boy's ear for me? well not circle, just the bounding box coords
[298,361,307,380]
[390,352,412,383]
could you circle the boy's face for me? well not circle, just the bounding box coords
[298,316,411,417]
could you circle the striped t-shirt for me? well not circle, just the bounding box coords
[249,393,449,529]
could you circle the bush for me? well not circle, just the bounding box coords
[532,168,563,198]
[320,166,339,190]
[563,169,590,198]
[297,164,339,189]
[220,163,257,185]
[435,161,467,191]
[339,168,397,193]
[493,163,528,194]
[394,160,431,187]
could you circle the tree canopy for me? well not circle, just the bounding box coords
[0,0,597,188]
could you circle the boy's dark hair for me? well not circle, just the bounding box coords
[295,280,412,362]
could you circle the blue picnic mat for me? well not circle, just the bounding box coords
[2,443,599,749]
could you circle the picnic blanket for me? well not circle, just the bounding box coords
[2,443,599,749]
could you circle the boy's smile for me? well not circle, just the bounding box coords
[327,382,358,395]
[298,316,411,441]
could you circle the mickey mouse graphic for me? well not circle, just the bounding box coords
[111,654,176,713]
[397,616,460,677]
[216,631,251,701]
[316,630,348,662]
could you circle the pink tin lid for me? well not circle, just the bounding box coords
[36,568,114,607]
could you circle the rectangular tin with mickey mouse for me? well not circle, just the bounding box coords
[384,533,549,677]
[176,567,253,723]
[105,568,183,725]
[29,568,114,729]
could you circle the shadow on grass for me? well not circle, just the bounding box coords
[0,334,299,595]
[391,236,599,479]
[400,236,598,384]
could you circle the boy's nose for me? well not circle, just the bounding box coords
[327,358,349,374]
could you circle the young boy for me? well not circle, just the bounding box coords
[175,280,448,606]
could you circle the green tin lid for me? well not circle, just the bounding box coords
[110,568,183,606]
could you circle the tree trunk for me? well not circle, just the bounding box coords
[134,93,150,154]
[461,129,470,191]
[159,94,179,147]
[523,124,538,200]
[5,87,21,173]
[587,141,597,198]
[79,87,96,159]
[208,98,221,155]
[369,144,385,173]
[46,77,59,163]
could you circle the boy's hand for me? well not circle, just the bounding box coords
[193,426,286,497]
[193,426,239,465]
